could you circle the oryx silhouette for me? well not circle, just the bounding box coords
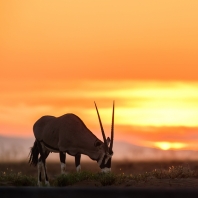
[29,102,115,186]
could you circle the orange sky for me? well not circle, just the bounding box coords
[1,1,198,151]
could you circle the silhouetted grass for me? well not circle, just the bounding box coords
[54,171,94,186]
[152,165,194,179]
[54,171,117,186]
[0,170,37,186]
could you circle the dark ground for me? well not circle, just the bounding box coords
[1,160,198,188]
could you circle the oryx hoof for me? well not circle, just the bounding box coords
[45,181,50,186]
[61,171,66,175]
[76,165,81,172]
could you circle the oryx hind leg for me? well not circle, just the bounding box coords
[75,153,81,172]
[37,142,50,186]
[59,152,66,174]
[37,159,43,187]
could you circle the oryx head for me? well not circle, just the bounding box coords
[94,101,114,173]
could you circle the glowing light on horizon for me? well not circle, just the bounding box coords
[154,142,187,150]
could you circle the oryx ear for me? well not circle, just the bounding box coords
[94,140,102,147]
[106,137,111,146]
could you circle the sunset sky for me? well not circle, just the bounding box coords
[1,0,198,151]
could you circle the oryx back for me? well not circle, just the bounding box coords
[33,113,100,157]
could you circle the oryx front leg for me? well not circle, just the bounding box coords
[59,152,66,174]
[75,154,81,172]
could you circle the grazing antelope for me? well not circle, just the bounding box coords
[29,102,115,186]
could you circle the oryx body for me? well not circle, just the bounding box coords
[29,102,114,186]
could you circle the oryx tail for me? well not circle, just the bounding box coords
[29,140,39,166]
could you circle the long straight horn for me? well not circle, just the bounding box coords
[109,101,114,152]
[94,102,108,152]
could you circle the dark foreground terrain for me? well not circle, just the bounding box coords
[1,161,198,198]
[0,160,198,188]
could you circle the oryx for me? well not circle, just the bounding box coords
[29,102,114,186]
